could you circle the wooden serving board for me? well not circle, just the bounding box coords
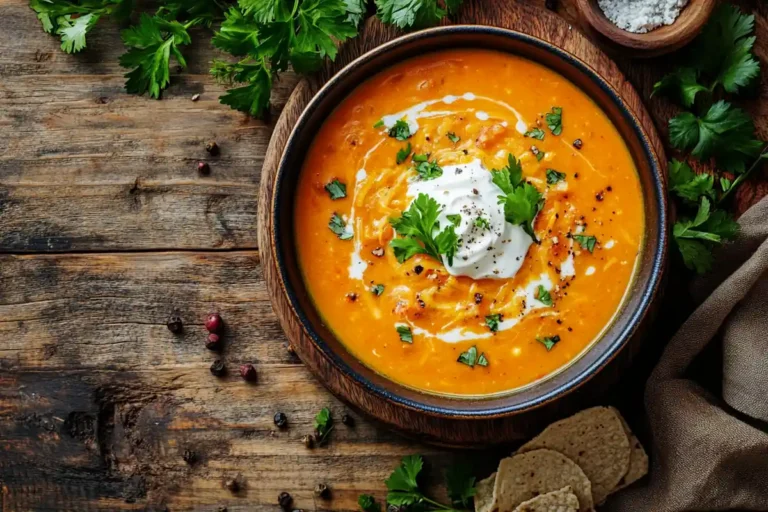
[257,1,665,445]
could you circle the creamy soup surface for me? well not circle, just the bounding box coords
[294,49,643,396]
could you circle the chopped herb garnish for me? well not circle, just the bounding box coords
[373,119,385,129]
[446,131,460,143]
[446,465,476,508]
[574,234,597,253]
[457,346,488,368]
[536,285,553,306]
[546,169,566,185]
[546,107,563,135]
[314,407,333,445]
[536,151,545,162]
[485,313,502,332]
[537,335,561,351]
[371,284,385,296]
[415,160,443,180]
[389,119,412,140]
[389,194,458,265]
[447,214,462,227]
[358,494,381,512]
[412,153,429,162]
[396,143,412,165]
[525,127,545,140]
[474,216,490,230]
[396,325,413,343]
[491,154,544,240]
[325,179,347,200]
[329,213,353,240]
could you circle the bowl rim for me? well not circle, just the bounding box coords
[270,24,668,418]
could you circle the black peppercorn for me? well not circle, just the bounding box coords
[285,343,296,356]
[210,359,226,377]
[341,414,355,427]
[239,363,257,382]
[314,483,330,499]
[206,333,222,351]
[206,141,220,156]
[545,0,557,10]
[573,139,583,150]
[278,492,293,510]
[474,293,483,304]
[197,161,210,175]
[182,449,197,464]
[225,474,242,493]
[274,412,288,428]
[166,314,183,334]
[302,434,315,448]
[414,265,424,275]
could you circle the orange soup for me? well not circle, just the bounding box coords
[294,49,643,396]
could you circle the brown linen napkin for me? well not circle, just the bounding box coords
[606,197,768,511]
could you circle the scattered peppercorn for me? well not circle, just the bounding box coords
[573,138,583,149]
[278,492,293,510]
[206,141,220,156]
[182,449,197,465]
[210,359,226,377]
[206,333,222,351]
[225,475,241,493]
[191,93,200,102]
[205,313,223,333]
[166,314,183,334]
[596,191,605,201]
[274,412,288,428]
[346,292,358,302]
[372,247,385,257]
[414,265,424,275]
[217,507,228,512]
[302,434,315,448]
[239,364,257,382]
[474,293,483,304]
[314,483,330,499]
[285,343,296,356]
[545,0,557,10]
[197,161,210,175]
[341,414,355,427]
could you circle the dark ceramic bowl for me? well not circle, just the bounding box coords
[270,26,667,423]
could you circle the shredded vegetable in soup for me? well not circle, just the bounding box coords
[294,49,643,396]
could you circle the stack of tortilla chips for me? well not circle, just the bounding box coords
[474,407,648,511]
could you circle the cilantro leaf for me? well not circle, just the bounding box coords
[58,13,100,53]
[474,217,490,230]
[30,0,128,54]
[485,314,501,332]
[345,0,367,26]
[389,119,412,140]
[314,407,333,444]
[415,160,443,180]
[447,214,461,227]
[720,177,733,192]
[397,143,412,165]
[325,179,347,200]
[371,284,385,296]
[329,212,353,240]
[119,14,193,99]
[447,131,460,143]
[386,455,422,495]
[396,325,413,343]
[574,234,596,253]
[446,465,476,508]
[669,101,764,173]
[358,495,381,512]
[376,0,446,29]
[676,238,714,274]
[536,285,552,306]
[546,169,566,185]
[212,60,274,118]
[546,107,562,135]
[389,194,459,265]
[525,127,545,140]
[457,346,488,368]
[668,159,715,204]
[211,7,260,56]
[491,154,523,192]
[652,68,708,108]
[491,154,542,239]
[673,197,739,273]
[537,335,560,351]
[293,0,358,64]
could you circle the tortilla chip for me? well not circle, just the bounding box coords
[492,449,593,512]
[517,406,630,504]
[475,472,497,512]
[512,486,580,512]
[609,407,649,492]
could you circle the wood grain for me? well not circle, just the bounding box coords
[0,0,767,509]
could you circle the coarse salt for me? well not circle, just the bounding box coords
[598,0,689,34]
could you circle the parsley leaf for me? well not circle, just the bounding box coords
[415,160,443,180]
[30,0,130,54]
[669,100,764,173]
[537,335,560,351]
[652,68,708,108]
[525,127,545,140]
[668,159,715,204]
[314,407,334,445]
[371,284,385,296]
[474,217,490,230]
[546,107,563,135]
[325,179,347,200]
[536,285,552,306]
[447,214,461,227]
[485,314,501,332]
[376,0,446,29]
[546,169,566,185]
[491,154,543,239]
[446,465,476,508]
[574,234,596,253]
[447,132,460,143]
[386,455,423,500]
[720,177,733,192]
[358,495,381,512]
[389,119,412,140]
[329,213,353,240]
[389,193,459,265]
[396,325,413,343]
[673,197,739,273]
[457,346,488,368]
[397,143,412,165]
[345,0,367,27]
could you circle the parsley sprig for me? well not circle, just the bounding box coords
[379,455,472,512]
[314,407,334,445]
[389,194,459,265]
[490,154,544,240]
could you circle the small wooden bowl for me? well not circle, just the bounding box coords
[577,0,716,57]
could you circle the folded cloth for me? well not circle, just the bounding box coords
[606,197,768,511]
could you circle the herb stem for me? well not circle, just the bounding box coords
[718,144,768,205]
[420,496,462,511]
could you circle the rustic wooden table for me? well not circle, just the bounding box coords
[1,0,766,510]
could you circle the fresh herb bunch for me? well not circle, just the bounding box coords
[652,4,767,273]
[30,0,461,115]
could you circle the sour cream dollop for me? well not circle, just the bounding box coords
[407,159,533,280]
